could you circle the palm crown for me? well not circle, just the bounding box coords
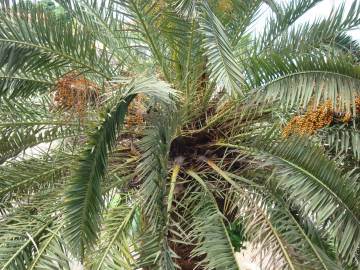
[2,0,360,269]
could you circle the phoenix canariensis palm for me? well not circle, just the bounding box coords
[1,0,360,269]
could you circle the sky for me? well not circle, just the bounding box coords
[256,0,360,40]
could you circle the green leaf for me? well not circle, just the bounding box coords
[64,77,176,259]
[0,98,81,164]
[64,93,135,258]
[0,70,53,98]
[89,202,137,270]
[319,126,360,161]
[257,0,323,52]
[55,0,136,67]
[252,137,360,263]
[187,170,239,270]
[135,109,179,269]
[204,160,342,269]
[263,1,360,54]
[248,53,360,112]
[0,155,70,201]
[28,222,70,270]
[0,0,114,84]
[199,2,244,96]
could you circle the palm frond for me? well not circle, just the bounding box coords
[0,221,50,270]
[0,154,70,205]
[28,222,70,270]
[64,94,134,259]
[0,98,82,163]
[0,0,114,84]
[88,200,137,270]
[186,170,238,270]
[251,137,360,263]
[0,186,64,270]
[135,109,179,269]
[240,189,341,270]
[173,0,197,19]
[55,0,135,67]
[248,188,342,269]
[203,159,343,269]
[257,0,323,52]
[201,160,297,269]
[199,2,244,96]
[263,0,281,16]
[64,77,176,259]
[318,126,360,162]
[2,0,360,268]
[226,0,262,46]
[248,53,360,112]
[0,125,78,164]
[0,70,53,98]
[118,0,172,80]
[264,0,360,54]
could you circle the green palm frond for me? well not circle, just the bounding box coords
[203,159,343,269]
[200,160,298,269]
[64,94,135,258]
[263,0,281,16]
[186,170,238,270]
[333,33,360,60]
[226,0,262,46]
[0,0,114,84]
[248,53,360,112]
[88,200,137,270]
[264,1,360,54]
[137,110,177,226]
[118,0,172,80]
[0,154,70,205]
[0,186,65,270]
[28,222,70,270]
[251,137,360,263]
[244,188,342,270]
[135,109,179,269]
[240,193,300,269]
[2,0,360,268]
[257,0,323,51]
[0,221,50,270]
[241,190,341,270]
[318,126,360,162]
[199,2,245,96]
[64,77,176,258]
[0,124,78,164]
[0,98,82,163]
[0,70,53,98]
[173,0,197,18]
[55,0,135,67]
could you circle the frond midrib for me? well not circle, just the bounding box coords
[28,222,65,270]
[95,206,137,270]
[187,169,239,269]
[0,164,68,196]
[0,222,50,270]
[274,154,360,226]
[261,70,360,89]
[0,38,111,79]
[0,75,54,85]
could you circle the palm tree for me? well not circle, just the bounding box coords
[1,0,360,269]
